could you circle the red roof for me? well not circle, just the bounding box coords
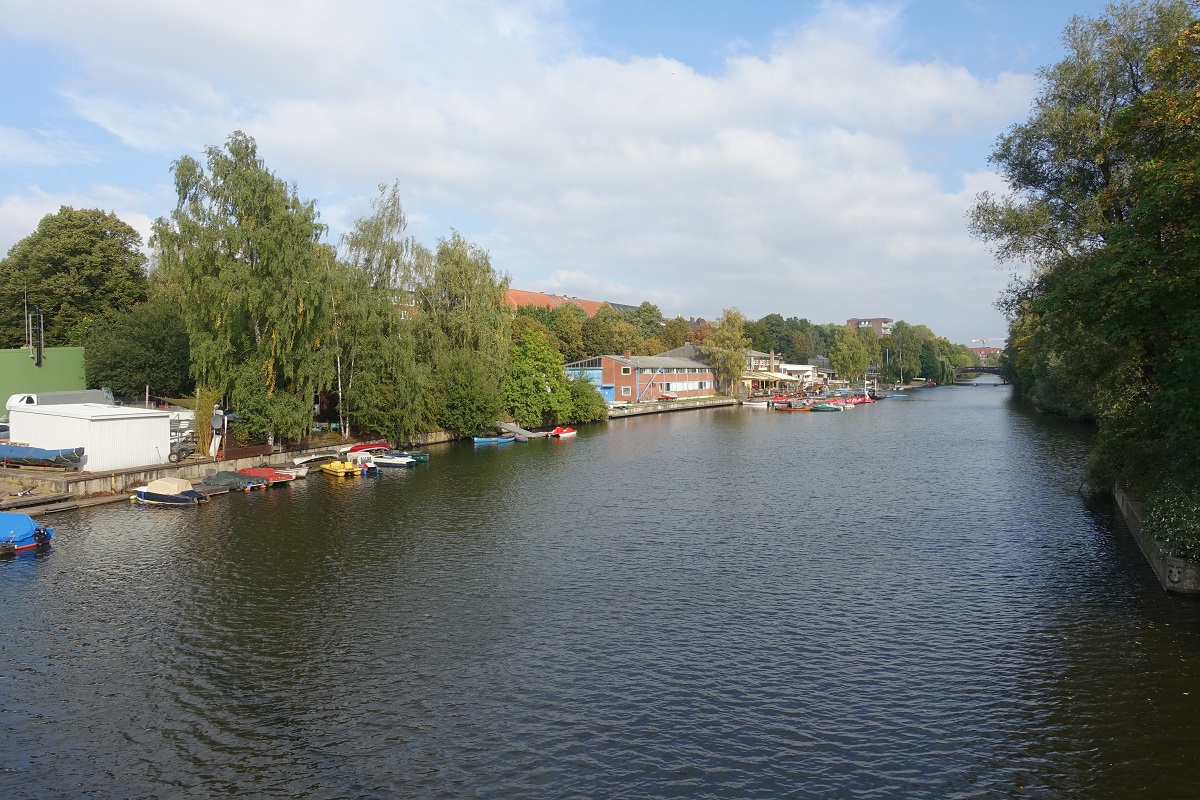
[506,289,606,317]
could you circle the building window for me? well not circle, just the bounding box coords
[621,366,631,375]
[621,386,631,397]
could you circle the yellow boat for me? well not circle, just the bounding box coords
[321,459,363,477]
[321,456,381,477]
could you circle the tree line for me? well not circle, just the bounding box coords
[1,132,972,444]
[970,1,1200,551]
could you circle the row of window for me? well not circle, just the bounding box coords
[618,381,710,397]
[619,366,707,376]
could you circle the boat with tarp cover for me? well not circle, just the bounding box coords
[0,512,53,555]
[0,444,84,468]
[131,477,208,505]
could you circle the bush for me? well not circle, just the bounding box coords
[1143,483,1200,560]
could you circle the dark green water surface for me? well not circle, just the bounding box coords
[4,383,1200,798]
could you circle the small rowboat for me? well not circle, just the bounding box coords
[473,434,516,444]
[392,451,429,462]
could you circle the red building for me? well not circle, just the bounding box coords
[564,351,716,403]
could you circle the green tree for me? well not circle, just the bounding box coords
[663,317,690,349]
[701,308,750,394]
[152,131,332,441]
[549,302,588,362]
[829,326,870,383]
[0,207,148,347]
[334,183,430,442]
[84,296,192,397]
[564,372,608,424]
[417,231,511,435]
[623,301,664,339]
[504,329,571,428]
[581,304,621,357]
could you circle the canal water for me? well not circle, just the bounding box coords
[4,382,1200,798]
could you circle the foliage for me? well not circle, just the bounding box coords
[1144,483,1200,559]
[972,5,1200,492]
[0,207,148,347]
[563,372,609,424]
[416,231,511,434]
[662,317,690,349]
[701,308,750,394]
[433,348,505,436]
[829,326,870,382]
[151,131,332,441]
[85,296,192,397]
[334,183,432,442]
[549,303,587,362]
[622,301,664,339]
[504,329,571,428]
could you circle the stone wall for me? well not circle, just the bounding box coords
[1114,485,1200,595]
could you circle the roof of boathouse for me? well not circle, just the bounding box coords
[564,352,712,372]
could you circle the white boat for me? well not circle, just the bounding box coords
[374,452,416,468]
[293,451,339,467]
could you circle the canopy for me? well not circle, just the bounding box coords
[145,477,194,494]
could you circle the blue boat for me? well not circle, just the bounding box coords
[473,434,516,445]
[0,512,53,554]
[0,444,84,468]
[130,477,208,506]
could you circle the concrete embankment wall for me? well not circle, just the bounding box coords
[606,397,738,417]
[1114,485,1200,595]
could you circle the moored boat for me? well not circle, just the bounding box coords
[374,451,416,468]
[549,427,577,438]
[293,451,339,467]
[391,451,429,462]
[237,467,296,486]
[322,455,381,477]
[0,511,53,554]
[131,477,208,505]
[201,471,267,491]
[274,465,309,479]
[474,434,516,444]
[338,441,391,456]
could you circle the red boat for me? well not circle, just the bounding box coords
[340,440,391,455]
[236,467,295,486]
[550,427,577,438]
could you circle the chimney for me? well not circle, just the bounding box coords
[623,350,631,359]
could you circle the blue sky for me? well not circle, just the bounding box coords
[0,0,1117,345]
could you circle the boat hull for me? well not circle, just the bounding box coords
[131,490,208,505]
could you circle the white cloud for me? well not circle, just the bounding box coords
[0,0,1034,342]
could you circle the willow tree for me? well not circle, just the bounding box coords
[701,308,750,395]
[415,231,511,435]
[334,182,432,443]
[151,131,332,441]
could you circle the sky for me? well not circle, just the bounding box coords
[0,0,1118,346]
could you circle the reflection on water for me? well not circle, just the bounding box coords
[4,383,1200,798]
